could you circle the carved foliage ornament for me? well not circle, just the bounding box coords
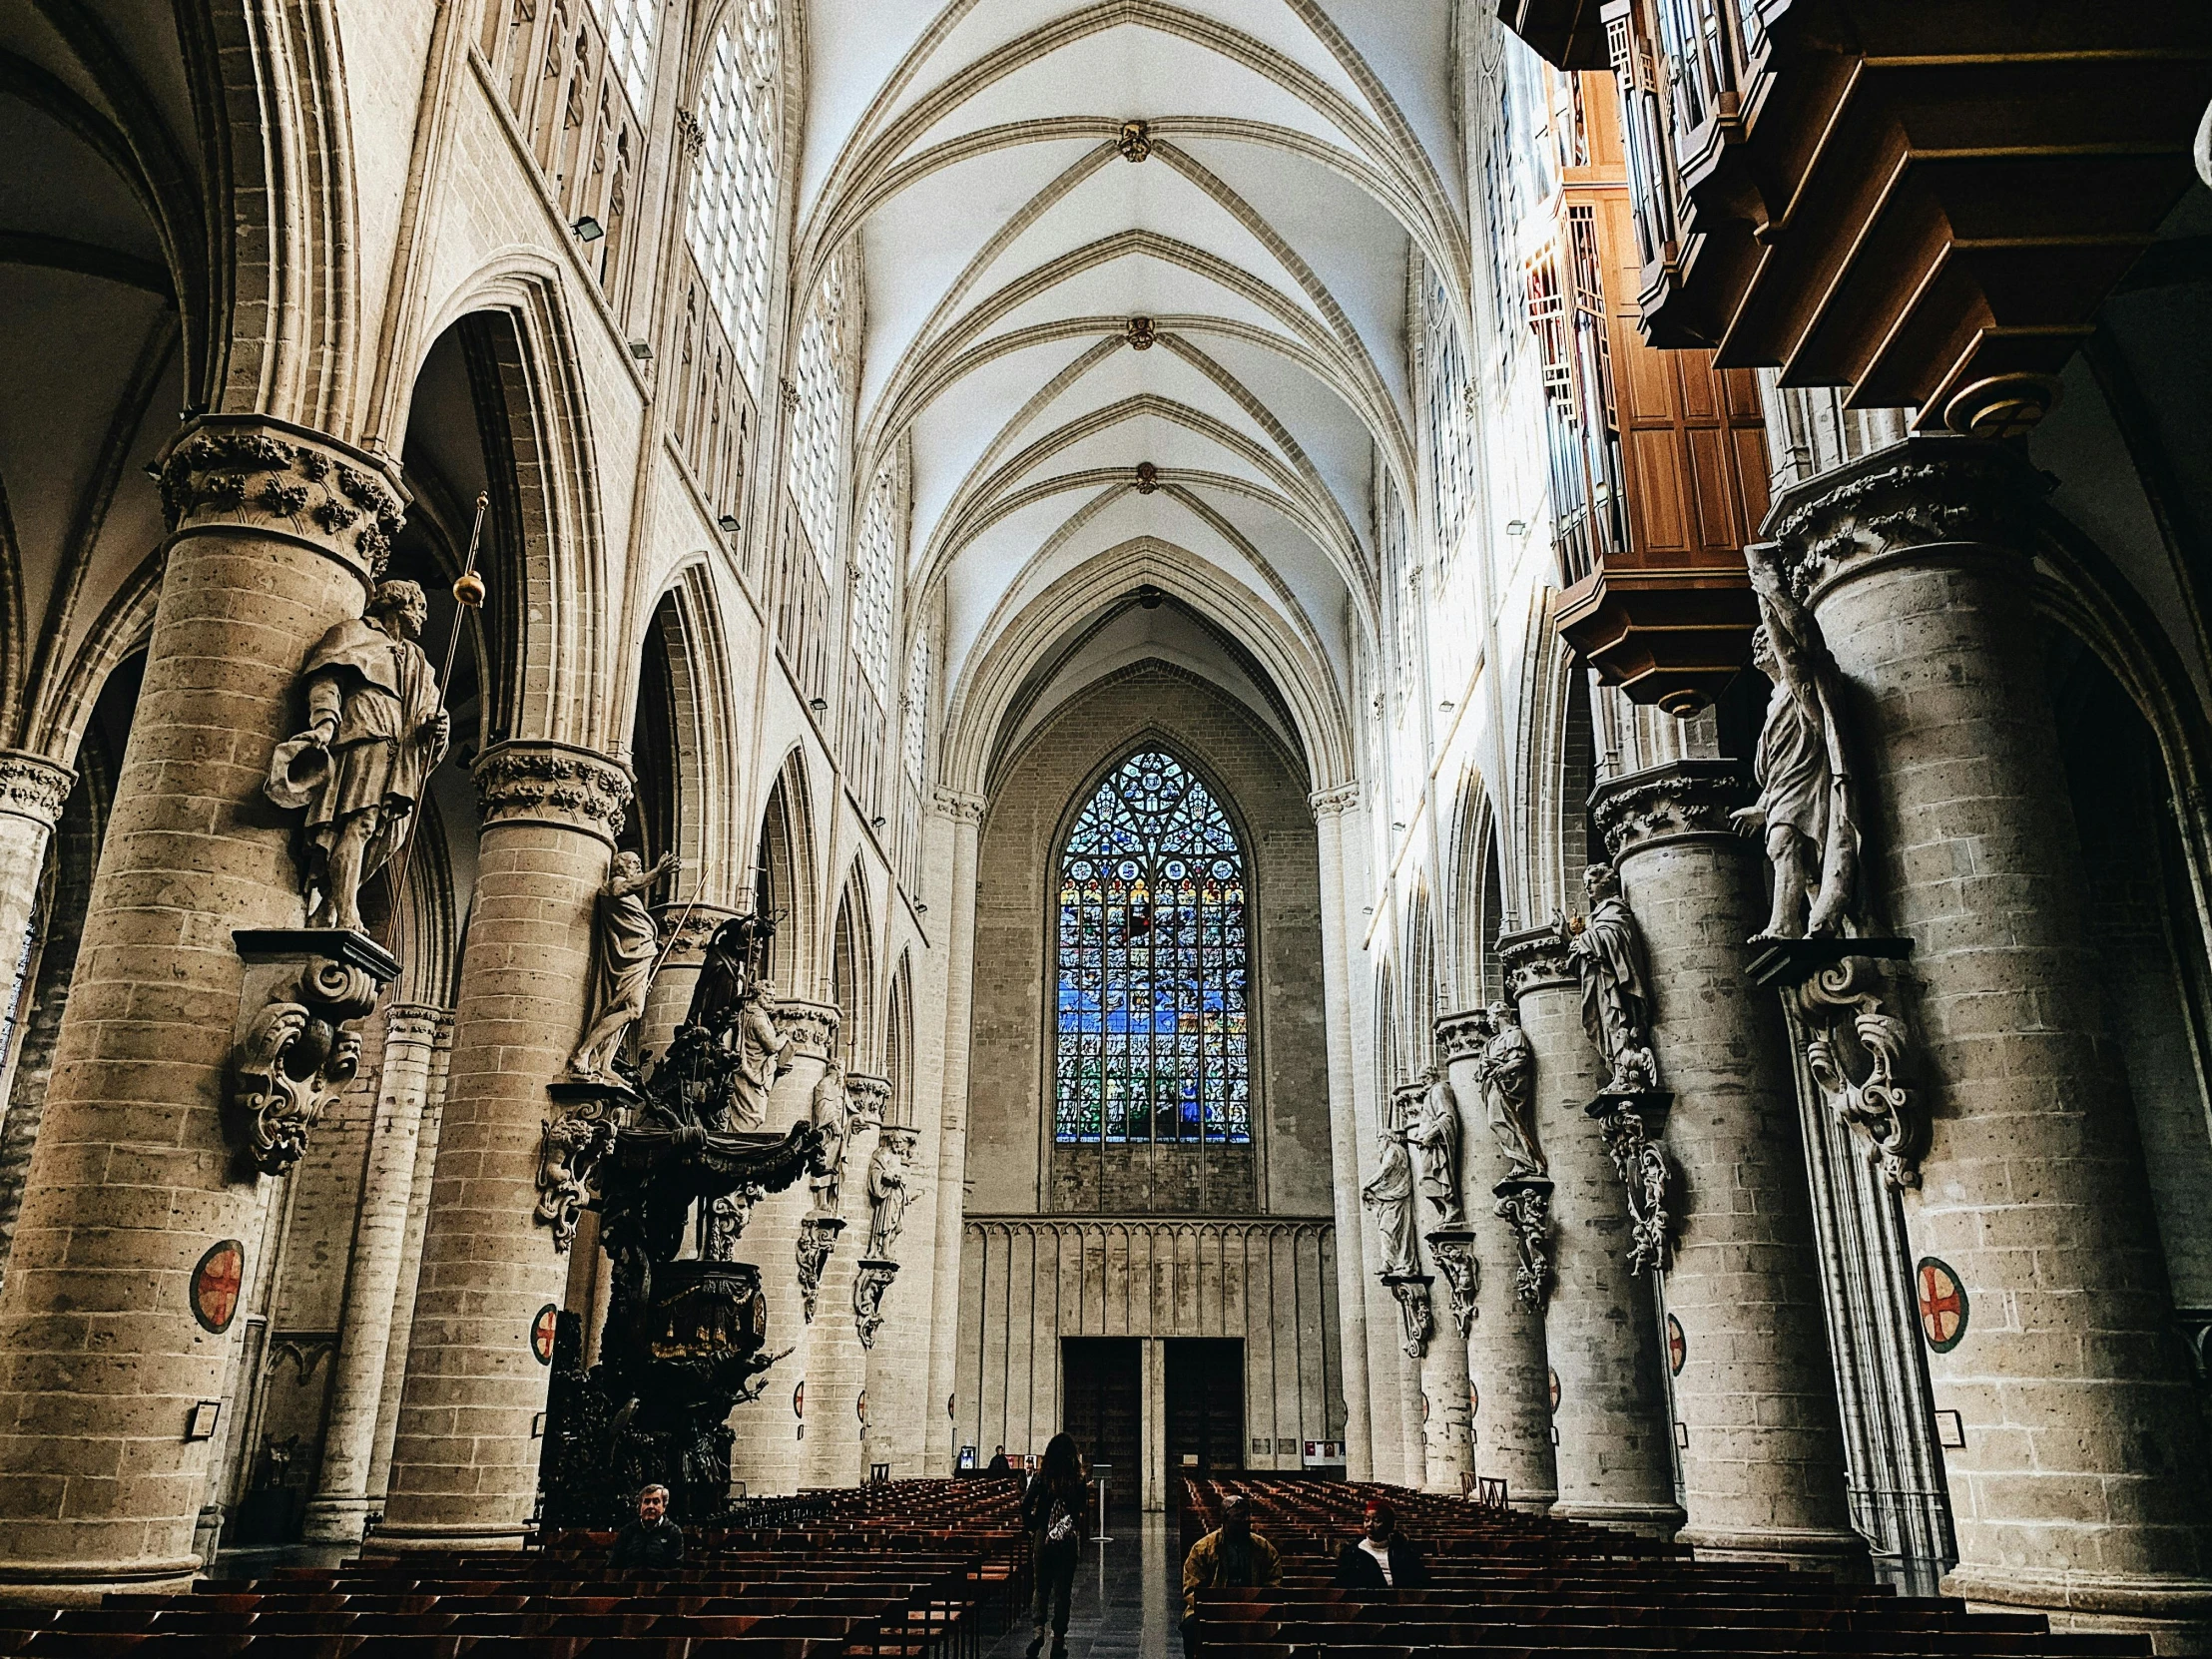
[1793,955,1925,1191]
[474,743,632,839]
[1593,1103,1672,1276]
[535,1088,621,1252]
[1386,1276,1433,1360]
[0,752,72,826]
[237,951,389,1177]
[852,1259,898,1351]
[1425,1232,1478,1340]
[1492,1181,1553,1310]
[796,1214,843,1323]
[158,422,405,577]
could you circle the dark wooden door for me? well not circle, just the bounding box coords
[1165,1338,1245,1480]
[1061,1337,1141,1511]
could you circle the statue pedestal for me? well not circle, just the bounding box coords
[851,1258,899,1351]
[1583,1088,1673,1132]
[231,928,401,1178]
[1744,934,1913,989]
[796,1214,845,1324]
[1381,1273,1434,1359]
[1490,1176,1555,1312]
[1422,1229,1479,1340]
[1583,1091,1677,1278]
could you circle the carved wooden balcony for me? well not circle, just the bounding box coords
[1497,0,1610,72]
[1510,1,2212,433]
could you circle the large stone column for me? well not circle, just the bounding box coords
[377,741,631,1550]
[1310,786,1378,1482]
[366,1009,454,1509]
[301,1003,447,1542]
[1591,762,1863,1572]
[1768,436,2212,1643]
[1436,1007,1557,1512]
[1501,926,1681,1536]
[0,416,405,1600]
[805,1071,886,1489]
[0,753,72,1062]
[726,998,838,1496]
[921,790,982,1475]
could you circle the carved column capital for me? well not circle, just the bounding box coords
[774,997,841,1062]
[1591,760,1755,862]
[0,751,74,829]
[155,414,408,586]
[846,1072,891,1120]
[472,741,633,843]
[651,900,741,967]
[1497,924,1575,1002]
[1433,1006,1493,1062]
[382,1001,447,1051]
[1762,434,2049,608]
[1309,782,1361,818]
[930,788,986,826]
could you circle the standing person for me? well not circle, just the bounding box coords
[1021,1432,1088,1659]
[1333,1498,1428,1588]
[986,1444,1012,1475]
[608,1484,686,1572]
[1180,1492,1282,1656]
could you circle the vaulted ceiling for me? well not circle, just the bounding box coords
[792,0,1468,777]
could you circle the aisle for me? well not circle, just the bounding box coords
[984,1510,1177,1659]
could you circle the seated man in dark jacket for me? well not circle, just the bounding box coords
[609,1483,686,1571]
[1333,1499,1427,1588]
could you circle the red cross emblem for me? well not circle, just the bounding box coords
[192,1240,245,1334]
[1917,1258,1968,1353]
[1666,1315,1687,1377]
[531,1304,560,1366]
[1547,1370,1560,1412]
[793,1382,806,1418]
[1468,1383,1479,1418]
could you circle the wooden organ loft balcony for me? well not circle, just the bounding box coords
[1517,0,2212,435]
[1540,73,1772,716]
[1498,0,1610,75]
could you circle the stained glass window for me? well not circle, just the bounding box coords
[1055,751,1250,1145]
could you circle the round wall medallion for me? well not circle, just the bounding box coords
[1917,1257,1968,1353]
[947,1392,956,1419]
[1666,1314,1686,1377]
[1469,1383,1479,1417]
[1547,1369,1560,1412]
[794,1381,806,1418]
[191,1240,246,1334]
[530,1304,559,1365]
[856,1388,868,1423]
[1420,1393,1429,1422]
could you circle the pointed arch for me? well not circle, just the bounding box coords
[830,857,877,1070]
[754,746,820,995]
[884,949,915,1129]
[626,563,744,903]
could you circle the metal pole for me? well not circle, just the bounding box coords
[1094,1472,1112,1545]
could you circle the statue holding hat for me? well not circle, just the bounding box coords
[267,579,449,932]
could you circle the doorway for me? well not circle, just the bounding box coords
[1061,1337,1141,1511]
[1165,1337,1245,1479]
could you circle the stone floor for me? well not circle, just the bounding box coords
[984,1510,1176,1659]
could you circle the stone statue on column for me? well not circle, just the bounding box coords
[726,982,793,1131]
[1479,1002,1545,1178]
[864,1127,914,1258]
[1407,1064,1465,1228]
[1565,863,1661,1094]
[1361,1122,1420,1279]
[1735,546,1861,939]
[266,579,449,932]
[808,1057,871,1215]
[568,849,680,1078]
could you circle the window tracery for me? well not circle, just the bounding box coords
[850,465,899,701]
[593,0,656,112]
[689,2,781,395]
[1055,751,1250,1147]
[789,241,860,566]
[1422,271,1477,563]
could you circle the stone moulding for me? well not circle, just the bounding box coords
[536,1078,631,1252]
[1492,1176,1554,1310]
[1749,937,1925,1192]
[797,1213,845,1323]
[852,1258,899,1351]
[1382,1273,1433,1359]
[0,751,73,826]
[472,741,633,842]
[157,415,408,580]
[1586,1090,1674,1276]
[232,929,399,1178]
[1424,1227,1479,1338]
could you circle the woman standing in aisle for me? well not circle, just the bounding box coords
[1020,1432,1088,1658]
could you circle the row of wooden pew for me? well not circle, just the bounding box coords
[1181,1478,2152,1659]
[0,1478,1036,1658]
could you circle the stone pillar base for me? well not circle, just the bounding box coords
[360,1524,533,1554]
[1682,1525,1871,1577]
[0,1560,203,1607]
[298,1497,374,1545]
[1947,1567,2212,1658]
[1552,1500,1685,1540]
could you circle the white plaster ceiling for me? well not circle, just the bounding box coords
[797,0,1466,767]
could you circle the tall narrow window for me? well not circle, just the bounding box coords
[1055,751,1250,1146]
[688,2,780,395]
[593,0,657,112]
[788,240,859,566]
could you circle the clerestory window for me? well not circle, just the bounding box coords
[1054,750,1251,1146]
[688,1,780,396]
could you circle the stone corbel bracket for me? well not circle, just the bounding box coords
[1749,938,1924,1191]
[1586,1091,1675,1276]
[232,929,399,1178]
[536,1079,631,1252]
[1423,1227,1479,1339]
[797,1213,845,1323]
[852,1258,899,1351]
[1382,1273,1434,1360]
[1492,1176,1555,1310]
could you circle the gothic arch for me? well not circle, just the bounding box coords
[754,745,820,997]
[830,858,877,1070]
[625,563,744,902]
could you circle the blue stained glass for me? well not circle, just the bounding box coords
[1054,750,1250,1145]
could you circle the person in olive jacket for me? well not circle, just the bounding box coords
[1333,1499,1428,1588]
